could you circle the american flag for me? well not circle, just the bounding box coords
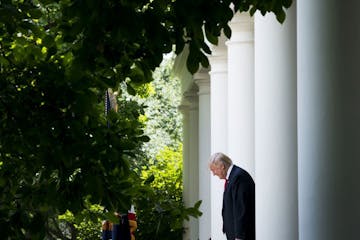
[105,88,117,127]
[105,89,111,116]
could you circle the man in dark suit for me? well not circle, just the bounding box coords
[209,152,255,240]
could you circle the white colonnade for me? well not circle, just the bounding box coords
[179,2,360,239]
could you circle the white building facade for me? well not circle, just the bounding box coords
[177,1,360,240]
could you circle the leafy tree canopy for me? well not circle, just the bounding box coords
[0,0,292,238]
[133,55,183,160]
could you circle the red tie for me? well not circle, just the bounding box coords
[224,179,228,190]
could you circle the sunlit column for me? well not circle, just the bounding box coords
[194,68,211,240]
[179,85,199,240]
[254,5,298,240]
[208,36,228,240]
[298,1,360,239]
[226,12,255,177]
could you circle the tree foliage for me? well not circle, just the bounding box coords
[130,57,196,238]
[134,145,202,240]
[53,55,192,239]
[136,55,183,160]
[0,0,292,238]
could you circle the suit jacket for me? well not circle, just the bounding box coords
[222,165,255,240]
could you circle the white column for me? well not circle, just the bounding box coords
[227,12,255,177]
[255,5,298,240]
[194,68,211,240]
[180,85,199,240]
[298,1,360,239]
[208,36,228,240]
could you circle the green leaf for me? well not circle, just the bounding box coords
[276,9,286,23]
[199,52,209,68]
[103,211,119,223]
[186,57,199,74]
[284,0,293,8]
[144,175,155,185]
[28,8,43,19]
[186,44,200,74]
[201,42,212,55]
[237,2,250,12]
[194,200,202,209]
[249,6,257,16]
[175,38,185,55]
[127,83,136,96]
[205,25,218,45]
[223,24,232,39]
[138,135,150,142]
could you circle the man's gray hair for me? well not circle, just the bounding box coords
[209,152,233,168]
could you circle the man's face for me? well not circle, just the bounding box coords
[210,162,227,179]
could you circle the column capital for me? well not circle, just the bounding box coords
[208,35,228,75]
[179,84,199,112]
[227,12,254,44]
[194,67,210,96]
